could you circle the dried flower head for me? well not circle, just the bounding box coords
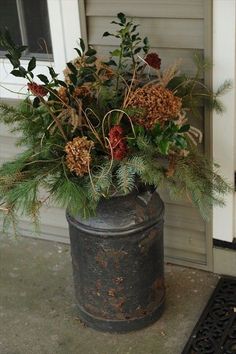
[145,53,161,70]
[95,60,114,81]
[27,82,47,97]
[127,85,182,129]
[65,136,94,176]
[58,85,91,105]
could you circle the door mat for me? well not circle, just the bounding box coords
[182,276,236,354]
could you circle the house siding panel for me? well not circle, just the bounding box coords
[83,0,212,269]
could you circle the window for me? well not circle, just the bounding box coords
[0,0,53,58]
[0,0,82,100]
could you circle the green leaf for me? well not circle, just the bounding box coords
[131,25,139,33]
[56,80,67,88]
[104,59,117,66]
[10,69,25,78]
[159,140,170,155]
[110,49,121,57]
[48,67,58,79]
[28,57,36,71]
[66,62,77,74]
[18,45,28,53]
[111,20,123,26]
[103,31,112,37]
[5,54,20,68]
[37,74,49,84]
[85,55,97,64]
[69,74,77,86]
[151,123,162,136]
[175,135,187,149]
[178,124,190,133]
[134,47,142,54]
[80,38,86,52]
[19,66,27,75]
[32,97,40,108]
[117,12,126,24]
[74,48,82,57]
[143,37,149,45]
[85,47,97,56]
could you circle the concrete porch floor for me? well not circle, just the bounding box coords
[0,235,219,354]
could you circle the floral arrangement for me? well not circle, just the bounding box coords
[0,13,231,228]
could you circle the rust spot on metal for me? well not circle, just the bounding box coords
[96,279,102,296]
[108,288,116,297]
[148,277,165,308]
[152,277,165,291]
[95,253,108,269]
[113,276,124,285]
[113,299,125,309]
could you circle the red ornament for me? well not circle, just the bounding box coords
[108,125,127,160]
[145,53,161,70]
[27,82,47,97]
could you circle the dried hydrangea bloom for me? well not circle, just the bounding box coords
[127,85,182,129]
[58,86,91,104]
[65,136,94,176]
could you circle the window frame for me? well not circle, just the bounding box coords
[0,0,83,99]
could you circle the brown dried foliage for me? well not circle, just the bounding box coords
[65,136,94,176]
[127,85,182,129]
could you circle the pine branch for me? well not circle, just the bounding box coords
[48,174,93,218]
[116,163,136,194]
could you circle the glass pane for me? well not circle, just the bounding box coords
[0,0,22,49]
[22,0,52,55]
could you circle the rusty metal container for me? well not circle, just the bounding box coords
[67,187,165,332]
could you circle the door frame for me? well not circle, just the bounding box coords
[212,0,236,243]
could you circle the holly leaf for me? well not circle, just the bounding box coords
[37,74,49,84]
[103,31,112,37]
[110,49,121,57]
[74,48,82,57]
[27,57,36,71]
[10,69,25,77]
[159,140,170,155]
[80,38,85,52]
[5,54,20,68]
[117,12,126,24]
[33,97,40,108]
[179,124,190,133]
[69,74,77,86]
[56,80,67,88]
[85,55,97,64]
[175,135,188,149]
[85,47,97,56]
[48,66,58,79]
[67,62,77,74]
